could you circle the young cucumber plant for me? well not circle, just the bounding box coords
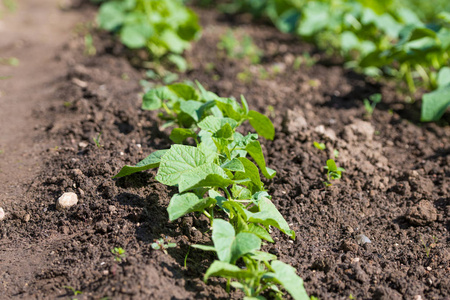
[114,82,309,299]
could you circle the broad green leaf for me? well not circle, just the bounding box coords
[167,193,216,221]
[179,100,204,122]
[246,141,276,179]
[234,157,264,192]
[170,128,197,144]
[120,24,151,48]
[156,145,206,186]
[212,219,261,264]
[113,150,167,178]
[198,140,217,163]
[421,86,450,122]
[142,87,174,110]
[97,2,125,31]
[221,158,245,172]
[198,116,238,133]
[270,260,309,300]
[168,83,199,100]
[204,261,254,282]
[178,163,233,193]
[215,98,243,121]
[245,197,295,239]
[437,67,450,88]
[245,223,274,243]
[247,110,275,140]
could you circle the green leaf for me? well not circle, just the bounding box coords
[247,110,275,140]
[437,67,450,88]
[231,185,252,200]
[215,98,243,121]
[325,159,337,171]
[421,86,450,122]
[178,163,233,193]
[169,128,197,144]
[192,244,216,252]
[245,197,295,239]
[179,100,204,122]
[246,141,276,179]
[270,260,309,300]
[245,223,274,243]
[167,193,216,221]
[198,116,238,133]
[204,261,254,282]
[97,2,125,31]
[155,145,206,186]
[221,158,245,172]
[168,83,199,100]
[113,150,167,178]
[120,24,151,48]
[248,250,277,261]
[212,219,261,264]
[142,87,174,110]
[233,157,264,192]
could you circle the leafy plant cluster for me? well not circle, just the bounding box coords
[115,82,309,299]
[222,0,450,122]
[97,0,201,67]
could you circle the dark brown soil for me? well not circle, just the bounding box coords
[0,2,449,300]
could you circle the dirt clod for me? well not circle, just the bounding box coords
[405,200,438,226]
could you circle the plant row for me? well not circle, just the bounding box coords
[222,0,450,122]
[114,82,310,299]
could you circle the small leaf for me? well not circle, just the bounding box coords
[247,110,275,140]
[113,150,167,178]
[248,250,277,261]
[437,67,450,88]
[167,193,216,221]
[246,141,276,179]
[192,244,216,251]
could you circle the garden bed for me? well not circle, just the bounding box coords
[0,1,448,299]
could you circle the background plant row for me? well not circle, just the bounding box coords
[95,0,449,122]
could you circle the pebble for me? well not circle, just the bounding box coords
[355,234,372,245]
[78,141,88,148]
[0,207,5,221]
[56,192,78,210]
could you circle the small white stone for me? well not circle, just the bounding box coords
[56,192,78,210]
[78,141,88,148]
[0,207,5,221]
[426,266,432,271]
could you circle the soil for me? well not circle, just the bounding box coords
[0,1,449,300]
